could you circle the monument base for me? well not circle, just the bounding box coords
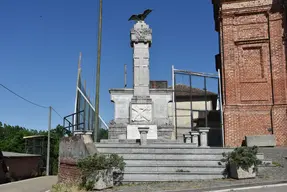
[127,124,157,139]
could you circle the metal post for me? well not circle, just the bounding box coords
[171,65,176,140]
[94,0,103,142]
[218,69,225,147]
[124,64,127,88]
[204,77,208,127]
[74,52,82,133]
[72,112,75,133]
[83,81,87,132]
[63,118,65,132]
[189,75,193,131]
[174,72,178,140]
[46,106,52,176]
[88,107,91,132]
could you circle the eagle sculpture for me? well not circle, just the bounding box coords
[128,9,152,21]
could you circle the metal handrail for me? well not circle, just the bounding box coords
[63,110,85,133]
[63,110,84,119]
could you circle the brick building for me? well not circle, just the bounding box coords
[212,0,287,146]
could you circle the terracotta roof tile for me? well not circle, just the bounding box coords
[171,84,217,97]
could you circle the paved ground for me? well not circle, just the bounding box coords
[214,184,287,192]
[0,176,57,192]
[240,185,287,192]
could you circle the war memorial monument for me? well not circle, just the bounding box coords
[59,8,270,183]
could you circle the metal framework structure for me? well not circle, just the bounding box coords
[23,135,50,174]
[172,66,224,146]
[63,52,108,138]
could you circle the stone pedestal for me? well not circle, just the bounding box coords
[127,125,157,139]
[197,127,210,147]
[184,134,192,143]
[138,127,149,145]
[190,131,200,147]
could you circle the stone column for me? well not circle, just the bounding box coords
[130,21,152,99]
[197,127,210,147]
[190,131,200,147]
[138,127,149,145]
[130,21,153,124]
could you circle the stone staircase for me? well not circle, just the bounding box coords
[96,141,265,182]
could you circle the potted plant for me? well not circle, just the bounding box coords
[221,146,262,179]
[77,153,125,190]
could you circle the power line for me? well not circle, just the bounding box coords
[0,83,63,119]
[0,83,48,109]
[52,107,62,119]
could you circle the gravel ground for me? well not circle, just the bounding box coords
[102,147,287,192]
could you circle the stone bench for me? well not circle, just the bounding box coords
[245,135,276,147]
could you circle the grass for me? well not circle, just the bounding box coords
[51,183,86,192]
[272,162,283,167]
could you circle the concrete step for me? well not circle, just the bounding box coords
[124,165,225,173]
[96,144,234,154]
[122,172,223,182]
[103,153,223,160]
[120,153,223,160]
[97,143,200,148]
[95,143,267,182]
[124,159,222,166]
[97,148,229,154]
[100,139,184,144]
[101,153,264,161]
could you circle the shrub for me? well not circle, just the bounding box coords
[77,154,125,174]
[221,146,262,174]
[77,154,125,190]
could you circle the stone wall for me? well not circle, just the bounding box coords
[213,0,287,146]
[108,124,127,139]
[58,136,89,183]
[108,88,173,139]
[157,126,173,140]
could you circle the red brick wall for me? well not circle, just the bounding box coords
[57,136,89,184]
[214,0,287,146]
[58,158,82,184]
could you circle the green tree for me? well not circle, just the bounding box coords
[0,121,109,175]
[0,122,71,175]
[0,122,39,153]
[97,128,108,142]
[49,125,72,174]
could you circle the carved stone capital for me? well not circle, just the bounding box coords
[130,21,152,47]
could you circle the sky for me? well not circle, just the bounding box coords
[0,0,219,131]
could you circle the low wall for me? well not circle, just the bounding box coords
[58,135,96,183]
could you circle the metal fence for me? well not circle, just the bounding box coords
[172,66,224,146]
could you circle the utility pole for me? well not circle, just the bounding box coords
[94,0,103,142]
[46,106,52,176]
[124,64,127,88]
